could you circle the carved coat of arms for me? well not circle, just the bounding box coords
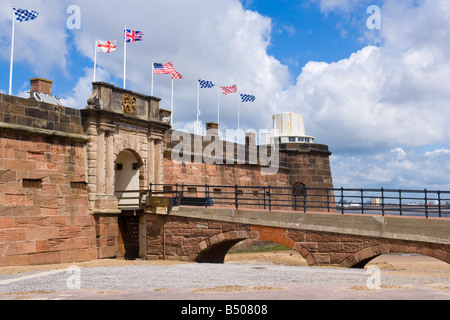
[123,94,137,115]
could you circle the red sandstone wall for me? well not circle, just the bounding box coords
[162,134,335,212]
[0,94,96,267]
[163,157,290,187]
[0,132,96,267]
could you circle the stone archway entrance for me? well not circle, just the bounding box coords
[115,150,144,260]
[81,82,170,260]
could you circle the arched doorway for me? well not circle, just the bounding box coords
[115,150,141,209]
[293,182,306,211]
[115,150,144,260]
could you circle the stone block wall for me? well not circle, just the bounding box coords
[162,129,334,211]
[0,93,97,267]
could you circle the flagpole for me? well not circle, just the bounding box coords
[217,86,220,124]
[238,94,241,142]
[151,62,154,96]
[123,26,127,89]
[171,77,174,126]
[93,39,97,83]
[196,81,200,134]
[9,9,15,96]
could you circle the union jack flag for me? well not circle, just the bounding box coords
[13,7,38,22]
[154,62,174,74]
[125,29,143,43]
[221,85,237,95]
[199,80,215,89]
[240,94,256,102]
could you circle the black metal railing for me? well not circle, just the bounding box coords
[148,184,450,219]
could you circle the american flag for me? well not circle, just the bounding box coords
[125,29,143,43]
[13,7,39,22]
[199,80,215,89]
[172,70,183,79]
[240,94,256,102]
[154,62,174,74]
[221,85,238,95]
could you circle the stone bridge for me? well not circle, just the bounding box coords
[144,205,450,268]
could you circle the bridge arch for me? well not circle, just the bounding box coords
[341,244,449,268]
[193,229,311,264]
[194,231,259,263]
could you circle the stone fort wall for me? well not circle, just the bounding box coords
[0,92,96,267]
[0,80,334,267]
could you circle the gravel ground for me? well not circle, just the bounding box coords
[0,257,448,300]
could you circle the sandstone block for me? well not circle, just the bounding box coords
[26,227,59,241]
[28,252,60,265]
[98,246,117,259]
[17,241,37,255]
[5,228,26,242]
[0,217,14,229]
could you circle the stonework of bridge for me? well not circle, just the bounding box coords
[144,205,450,268]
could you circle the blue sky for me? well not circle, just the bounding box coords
[245,0,368,74]
[0,0,449,190]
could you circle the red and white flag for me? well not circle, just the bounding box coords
[97,40,117,53]
[172,70,183,79]
[221,85,238,95]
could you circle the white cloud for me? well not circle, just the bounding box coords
[391,147,406,161]
[2,0,448,190]
[312,0,369,13]
[331,147,450,189]
[425,149,450,158]
[59,67,111,109]
[61,0,289,131]
[0,0,69,77]
[279,0,450,154]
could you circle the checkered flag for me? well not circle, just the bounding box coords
[199,80,215,89]
[13,7,39,22]
[240,94,256,103]
[172,70,183,79]
[221,85,238,95]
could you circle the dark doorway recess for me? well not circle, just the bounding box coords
[118,213,140,260]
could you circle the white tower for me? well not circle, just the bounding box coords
[271,112,314,145]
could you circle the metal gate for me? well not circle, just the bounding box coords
[118,213,140,260]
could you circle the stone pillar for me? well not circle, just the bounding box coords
[148,136,155,184]
[105,132,114,195]
[148,133,164,188]
[96,129,106,195]
[92,127,120,260]
[93,125,120,214]
[155,139,163,185]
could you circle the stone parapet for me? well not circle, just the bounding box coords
[0,93,84,136]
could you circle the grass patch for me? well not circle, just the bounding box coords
[230,244,290,254]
